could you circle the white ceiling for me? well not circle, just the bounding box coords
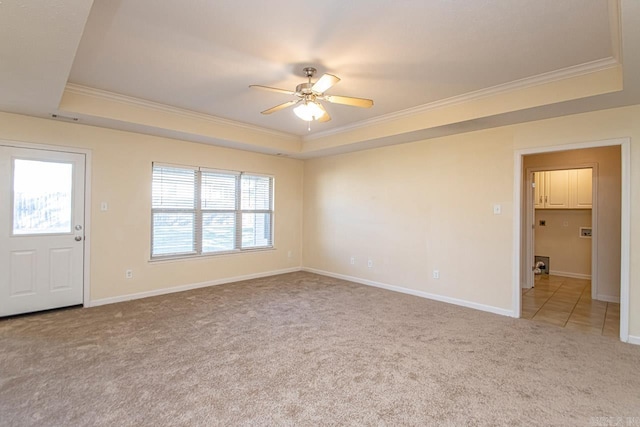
[0,0,93,114]
[1,0,639,157]
[68,0,613,135]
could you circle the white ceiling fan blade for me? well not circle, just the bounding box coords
[324,94,373,108]
[250,85,295,95]
[317,103,331,122]
[261,100,298,115]
[311,73,340,93]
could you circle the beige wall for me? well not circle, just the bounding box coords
[0,112,304,301]
[525,146,621,301]
[303,127,516,310]
[534,209,592,278]
[303,104,640,338]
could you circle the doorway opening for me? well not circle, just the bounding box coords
[513,138,630,342]
[527,167,595,285]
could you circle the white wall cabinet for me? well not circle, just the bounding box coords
[534,168,592,209]
[572,168,593,208]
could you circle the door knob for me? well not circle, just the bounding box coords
[75,236,83,241]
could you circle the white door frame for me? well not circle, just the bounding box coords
[513,137,630,342]
[0,139,92,308]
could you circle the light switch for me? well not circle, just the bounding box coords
[493,204,501,215]
[100,202,108,211]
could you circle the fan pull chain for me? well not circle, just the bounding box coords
[308,121,311,131]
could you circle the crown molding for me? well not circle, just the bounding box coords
[64,83,300,142]
[303,57,620,142]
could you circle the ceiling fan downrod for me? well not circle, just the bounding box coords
[302,67,317,79]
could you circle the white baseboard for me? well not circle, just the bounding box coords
[549,270,591,280]
[627,335,640,346]
[596,294,621,303]
[90,267,302,307]
[303,267,515,318]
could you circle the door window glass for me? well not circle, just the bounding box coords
[13,159,73,235]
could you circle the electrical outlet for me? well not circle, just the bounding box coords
[350,256,355,265]
[433,270,440,279]
[367,259,373,268]
[287,250,292,258]
[125,269,133,279]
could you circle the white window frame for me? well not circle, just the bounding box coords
[151,163,274,260]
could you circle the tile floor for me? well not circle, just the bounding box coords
[521,274,620,337]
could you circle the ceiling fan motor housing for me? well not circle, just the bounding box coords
[296,82,314,95]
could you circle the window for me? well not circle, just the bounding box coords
[13,159,73,235]
[151,163,273,258]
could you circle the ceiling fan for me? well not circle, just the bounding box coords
[249,67,374,123]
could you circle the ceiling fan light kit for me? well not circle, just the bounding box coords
[294,100,325,121]
[249,66,373,126]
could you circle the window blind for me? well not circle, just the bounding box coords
[201,171,238,253]
[151,164,273,258]
[152,165,197,256]
[241,175,273,248]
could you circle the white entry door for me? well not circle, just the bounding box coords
[0,146,85,316]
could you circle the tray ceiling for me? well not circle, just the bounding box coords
[1,0,638,157]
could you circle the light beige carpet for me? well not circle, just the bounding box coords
[1,272,639,426]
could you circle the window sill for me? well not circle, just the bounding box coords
[148,246,276,264]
